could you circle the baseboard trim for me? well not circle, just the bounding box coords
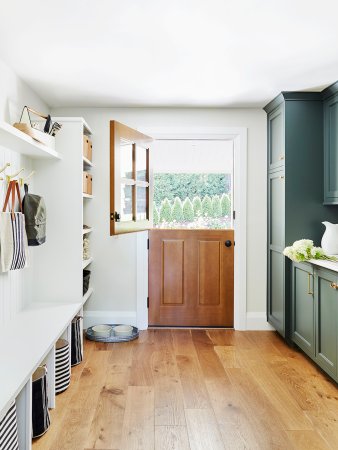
[83,310,137,329]
[246,312,275,331]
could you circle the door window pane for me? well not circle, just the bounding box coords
[136,187,148,221]
[121,184,133,221]
[120,140,133,179]
[136,146,147,182]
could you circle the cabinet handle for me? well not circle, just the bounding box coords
[279,155,285,160]
[308,273,313,295]
[330,282,338,289]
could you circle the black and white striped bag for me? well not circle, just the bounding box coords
[32,366,50,438]
[0,401,19,450]
[55,339,70,394]
[0,180,28,272]
[71,316,83,366]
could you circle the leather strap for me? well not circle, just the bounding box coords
[2,181,13,212]
[15,181,22,213]
[2,180,23,219]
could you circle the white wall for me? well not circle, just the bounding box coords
[0,58,50,325]
[52,107,267,322]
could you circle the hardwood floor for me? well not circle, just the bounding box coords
[32,330,338,450]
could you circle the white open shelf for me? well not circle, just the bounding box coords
[0,301,82,421]
[83,193,93,199]
[83,287,94,306]
[83,257,93,269]
[83,227,93,235]
[0,121,62,160]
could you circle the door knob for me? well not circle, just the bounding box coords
[114,212,121,222]
[225,240,232,247]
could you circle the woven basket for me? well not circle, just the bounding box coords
[32,366,50,438]
[71,316,83,366]
[55,339,70,394]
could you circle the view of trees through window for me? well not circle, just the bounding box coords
[153,173,232,229]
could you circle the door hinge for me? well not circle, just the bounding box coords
[233,210,236,220]
[147,238,149,250]
[147,297,149,308]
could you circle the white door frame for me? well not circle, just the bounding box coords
[137,126,247,330]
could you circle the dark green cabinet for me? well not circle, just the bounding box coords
[265,92,338,339]
[292,263,338,382]
[291,262,315,358]
[315,267,338,379]
[323,88,338,204]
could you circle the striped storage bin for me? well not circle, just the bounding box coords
[32,366,50,438]
[55,339,70,394]
[0,401,19,450]
[71,316,83,366]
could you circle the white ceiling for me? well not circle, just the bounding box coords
[1,0,338,108]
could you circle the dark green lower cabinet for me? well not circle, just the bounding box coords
[315,268,338,380]
[292,262,315,358]
[292,263,338,383]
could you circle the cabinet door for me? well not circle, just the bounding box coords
[315,268,337,379]
[268,104,285,170]
[324,94,338,204]
[268,171,285,250]
[268,249,285,336]
[292,262,315,358]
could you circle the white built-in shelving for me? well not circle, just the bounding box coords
[83,257,93,269]
[83,155,93,167]
[0,117,94,449]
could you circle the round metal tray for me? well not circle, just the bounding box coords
[85,324,139,343]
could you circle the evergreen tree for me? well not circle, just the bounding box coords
[221,193,231,216]
[159,198,172,222]
[183,197,194,221]
[153,204,159,225]
[192,196,202,217]
[202,195,212,217]
[212,195,222,218]
[171,197,183,222]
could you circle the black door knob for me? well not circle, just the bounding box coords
[225,240,232,247]
[115,212,121,222]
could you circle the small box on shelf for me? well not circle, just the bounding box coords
[83,172,93,195]
[83,135,92,162]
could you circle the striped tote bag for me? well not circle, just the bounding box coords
[55,339,70,394]
[0,401,19,450]
[71,316,83,366]
[32,366,50,438]
[0,180,28,272]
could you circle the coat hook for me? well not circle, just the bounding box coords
[6,168,24,183]
[20,170,35,186]
[0,162,10,174]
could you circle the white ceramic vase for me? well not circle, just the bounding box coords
[321,222,338,255]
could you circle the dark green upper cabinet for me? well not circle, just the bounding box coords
[323,85,338,205]
[268,104,285,170]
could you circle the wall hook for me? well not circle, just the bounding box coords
[6,168,24,183]
[20,170,35,186]
[0,162,10,175]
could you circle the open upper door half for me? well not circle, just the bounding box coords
[110,120,153,235]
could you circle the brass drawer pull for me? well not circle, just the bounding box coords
[308,273,313,295]
[330,282,338,289]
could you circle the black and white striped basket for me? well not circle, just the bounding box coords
[32,366,50,439]
[71,316,83,366]
[0,401,19,450]
[55,339,70,394]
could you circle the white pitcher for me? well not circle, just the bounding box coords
[321,222,338,255]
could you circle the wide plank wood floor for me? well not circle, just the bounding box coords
[33,330,338,450]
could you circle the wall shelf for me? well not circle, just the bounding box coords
[83,156,93,167]
[0,121,62,160]
[83,227,93,235]
[83,193,93,199]
[83,257,93,269]
[83,287,94,306]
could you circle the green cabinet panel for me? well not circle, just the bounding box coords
[268,171,285,249]
[315,268,337,379]
[291,262,315,358]
[324,93,338,204]
[268,104,285,170]
[268,249,285,336]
